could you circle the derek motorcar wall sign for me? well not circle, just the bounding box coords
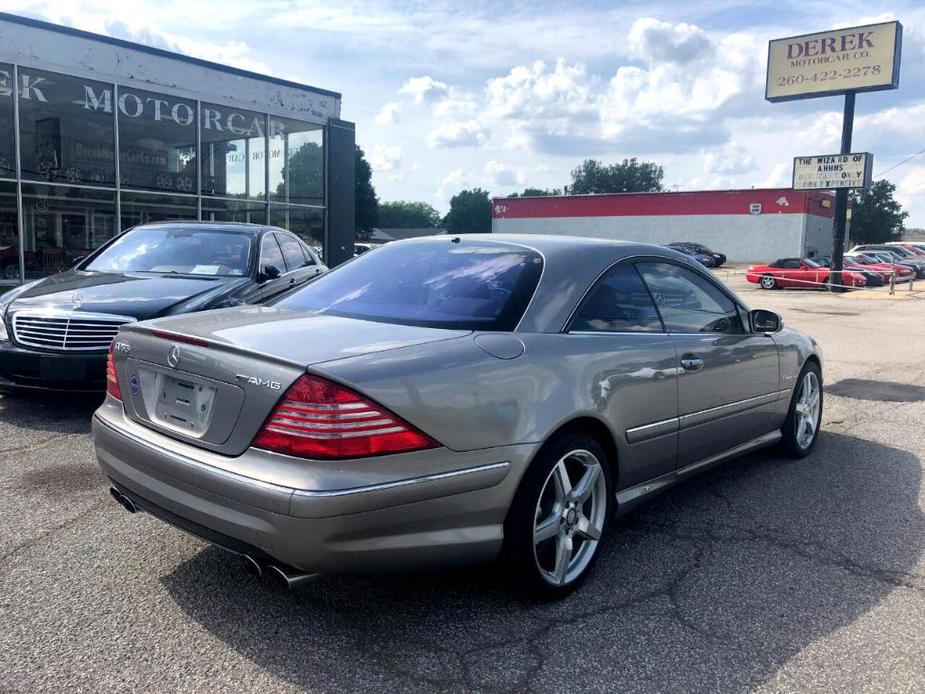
[793,153,873,191]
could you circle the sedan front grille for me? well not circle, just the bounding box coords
[12,311,134,351]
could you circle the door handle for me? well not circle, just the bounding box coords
[680,355,704,371]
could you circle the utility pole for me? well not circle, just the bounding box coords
[829,91,855,291]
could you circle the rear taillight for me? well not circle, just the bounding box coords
[252,374,439,460]
[106,344,122,401]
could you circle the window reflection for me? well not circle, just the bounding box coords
[21,184,116,279]
[17,68,116,186]
[118,85,197,194]
[269,117,323,205]
[201,103,266,200]
[0,63,14,181]
[121,191,197,230]
[0,181,19,283]
[203,197,267,224]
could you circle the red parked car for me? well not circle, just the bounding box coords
[746,257,866,290]
[845,253,914,282]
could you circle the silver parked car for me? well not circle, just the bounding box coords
[94,235,823,596]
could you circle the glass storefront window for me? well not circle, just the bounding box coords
[203,197,267,224]
[0,64,14,181]
[120,191,197,230]
[0,181,19,283]
[269,117,323,206]
[118,85,197,194]
[21,184,116,279]
[201,103,266,200]
[18,68,116,186]
[270,204,324,258]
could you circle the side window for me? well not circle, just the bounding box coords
[571,265,663,333]
[300,243,317,266]
[278,233,309,271]
[636,262,745,334]
[259,234,286,276]
[783,259,802,269]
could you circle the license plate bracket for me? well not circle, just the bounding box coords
[151,372,217,436]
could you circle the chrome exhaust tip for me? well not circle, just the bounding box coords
[241,554,264,578]
[266,564,317,590]
[109,486,137,514]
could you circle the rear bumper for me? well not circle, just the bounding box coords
[93,403,534,574]
[0,341,106,392]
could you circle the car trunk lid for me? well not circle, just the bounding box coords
[111,307,469,456]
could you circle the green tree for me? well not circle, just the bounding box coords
[378,200,442,228]
[569,158,664,195]
[509,187,562,197]
[355,145,379,241]
[276,141,324,202]
[443,188,492,234]
[849,179,908,244]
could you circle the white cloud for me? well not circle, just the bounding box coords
[627,18,713,64]
[399,76,449,104]
[427,120,488,148]
[484,160,525,187]
[374,101,401,125]
[368,144,403,172]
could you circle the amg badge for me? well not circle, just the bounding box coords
[235,374,282,390]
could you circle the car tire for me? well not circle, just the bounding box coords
[760,274,777,290]
[504,432,613,598]
[779,361,823,459]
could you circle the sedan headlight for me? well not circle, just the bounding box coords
[0,314,8,342]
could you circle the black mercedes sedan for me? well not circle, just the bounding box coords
[0,221,326,392]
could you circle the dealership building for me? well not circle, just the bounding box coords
[0,12,356,285]
[492,188,839,262]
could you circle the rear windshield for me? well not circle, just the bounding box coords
[273,239,543,330]
[86,227,253,277]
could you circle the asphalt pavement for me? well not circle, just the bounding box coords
[1,276,923,693]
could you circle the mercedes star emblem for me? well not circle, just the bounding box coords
[167,345,181,368]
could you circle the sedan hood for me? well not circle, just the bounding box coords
[7,271,237,320]
[128,306,470,366]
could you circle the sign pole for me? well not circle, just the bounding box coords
[830,91,855,291]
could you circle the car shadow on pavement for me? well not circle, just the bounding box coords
[0,392,102,437]
[160,431,924,692]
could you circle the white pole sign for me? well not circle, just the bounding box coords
[792,153,873,191]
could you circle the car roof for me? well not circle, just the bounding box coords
[133,220,270,235]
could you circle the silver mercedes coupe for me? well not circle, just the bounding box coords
[94,235,823,596]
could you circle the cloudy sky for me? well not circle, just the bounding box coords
[4,0,925,225]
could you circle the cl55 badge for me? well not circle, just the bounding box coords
[113,341,131,353]
[235,374,282,390]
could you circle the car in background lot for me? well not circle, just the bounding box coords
[746,257,866,290]
[665,244,716,267]
[354,243,381,256]
[845,253,914,283]
[668,242,726,267]
[668,241,726,267]
[0,222,326,392]
[850,245,925,278]
[96,235,823,597]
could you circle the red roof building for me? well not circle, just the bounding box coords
[492,188,839,262]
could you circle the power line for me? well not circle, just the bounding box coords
[875,146,925,177]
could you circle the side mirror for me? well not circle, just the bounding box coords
[260,264,281,282]
[750,309,782,334]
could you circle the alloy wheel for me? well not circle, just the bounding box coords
[760,275,776,289]
[532,449,607,587]
[795,370,821,449]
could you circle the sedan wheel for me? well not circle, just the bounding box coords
[779,362,823,458]
[505,433,612,597]
[760,275,777,290]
